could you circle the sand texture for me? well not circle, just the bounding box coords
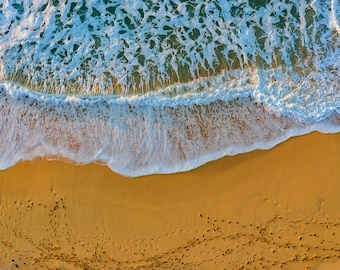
[0,132,340,269]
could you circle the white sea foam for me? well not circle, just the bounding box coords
[0,81,340,177]
[0,0,339,176]
[0,0,339,91]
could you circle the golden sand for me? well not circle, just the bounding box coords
[0,132,340,269]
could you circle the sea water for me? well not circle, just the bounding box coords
[0,0,339,177]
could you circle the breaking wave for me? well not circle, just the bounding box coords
[0,0,339,176]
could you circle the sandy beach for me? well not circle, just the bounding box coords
[0,131,340,269]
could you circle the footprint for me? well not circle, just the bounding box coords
[0,260,19,270]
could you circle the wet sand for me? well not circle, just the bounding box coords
[0,131,340,269]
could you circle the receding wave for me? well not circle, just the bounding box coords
[0,0,339,176]
[1,81,340,177]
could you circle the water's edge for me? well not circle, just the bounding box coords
[1,82,339,177]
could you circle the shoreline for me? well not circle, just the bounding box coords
[0,131,340,269]
[2,81,340,177]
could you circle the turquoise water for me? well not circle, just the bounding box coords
[0,0,339,176]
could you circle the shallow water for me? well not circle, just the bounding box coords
[0,0,339,176]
